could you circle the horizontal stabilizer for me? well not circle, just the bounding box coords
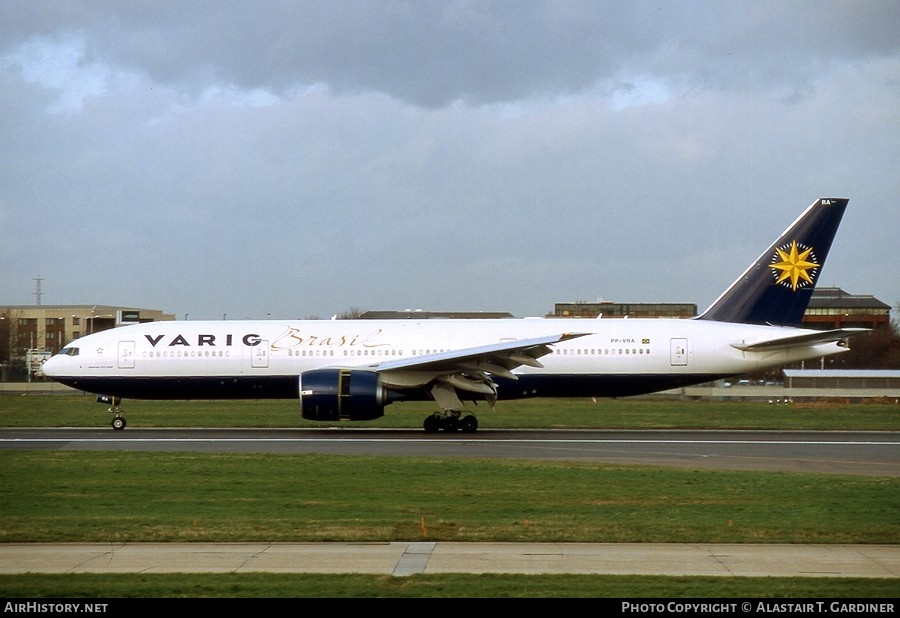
[731,328,868,351]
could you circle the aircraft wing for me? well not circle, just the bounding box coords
[731,328,869,352]
[364,332,590,409]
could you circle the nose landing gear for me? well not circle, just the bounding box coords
[97,395,126,430]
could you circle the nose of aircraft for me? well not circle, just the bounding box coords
[41,354,64,378]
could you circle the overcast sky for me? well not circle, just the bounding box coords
[2,1,898,321]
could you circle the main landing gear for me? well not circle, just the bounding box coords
[97,395,126,430]
[423,410,479,433]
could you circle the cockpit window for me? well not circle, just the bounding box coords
[61,347,79,357]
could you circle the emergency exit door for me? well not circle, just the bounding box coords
[251,341,269,368]
[118,341,135,369]
[670,338,688,366]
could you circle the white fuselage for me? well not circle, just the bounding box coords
[42,317,844,401]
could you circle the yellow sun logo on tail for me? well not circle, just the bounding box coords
[770,241,820,291]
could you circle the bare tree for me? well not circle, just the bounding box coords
[337,307,366,320]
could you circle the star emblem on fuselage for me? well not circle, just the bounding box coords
[770,240,820,291]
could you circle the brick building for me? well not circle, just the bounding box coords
[0,305,175,366]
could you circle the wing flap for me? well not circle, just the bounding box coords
[459,360,518,381]
[508,352,544,368]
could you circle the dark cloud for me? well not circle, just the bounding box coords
[4,1,898,107]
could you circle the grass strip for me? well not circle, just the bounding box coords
[2,451,896,543]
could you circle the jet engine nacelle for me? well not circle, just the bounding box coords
[299,368,386,421]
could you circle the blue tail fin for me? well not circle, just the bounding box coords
[697,198,848,326]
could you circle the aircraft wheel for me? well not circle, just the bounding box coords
[423,415,441,433]
[460,415,478,433]
[442,416,460,432]
[111,417,126,431]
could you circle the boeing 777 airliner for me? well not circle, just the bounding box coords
[43,198,864,432]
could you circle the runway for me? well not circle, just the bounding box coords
[2,427,897,476]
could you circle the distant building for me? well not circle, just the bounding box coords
[783,369,900,389]
[802,287,892,332]
[0,305,175,364]
[548,287,892,330]
[548,301,697,319]
[359,310,514,319]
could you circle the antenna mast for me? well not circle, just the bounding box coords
[33,276,44,305]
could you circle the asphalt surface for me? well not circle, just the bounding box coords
[3,427,898,476]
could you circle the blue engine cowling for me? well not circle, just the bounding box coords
[299,368,387,421]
